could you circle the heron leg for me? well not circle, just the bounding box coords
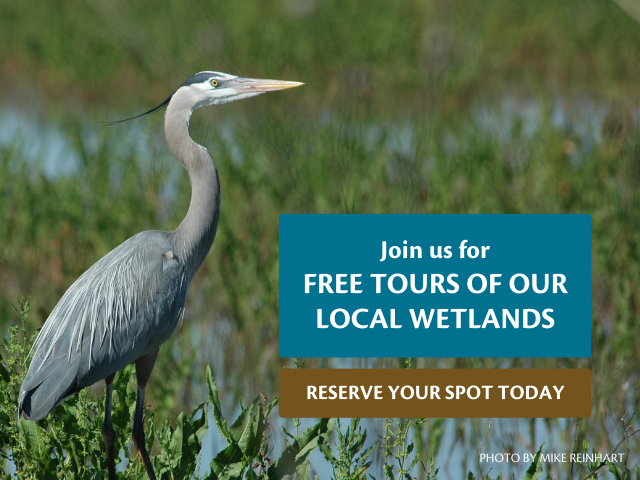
[102,373,117,480]
[133,349,159,480]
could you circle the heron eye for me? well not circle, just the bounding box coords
[210,79,219,87]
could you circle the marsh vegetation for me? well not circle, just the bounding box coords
[2,0,640,477]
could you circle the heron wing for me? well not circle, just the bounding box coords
[20,230,187,419]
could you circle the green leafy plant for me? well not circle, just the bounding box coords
[320,418,375,480]
[0,298,334,480]
[205,365,334,480]
[381,417,435,480]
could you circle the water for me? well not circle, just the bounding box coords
[3,94,636,181]
[0,107,81,178]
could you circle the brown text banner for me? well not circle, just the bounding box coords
[279,369,591,418]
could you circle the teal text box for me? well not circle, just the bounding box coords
[279,214,591,358]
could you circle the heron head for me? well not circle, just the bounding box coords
[106,71,303,125]
[181,71,303,108]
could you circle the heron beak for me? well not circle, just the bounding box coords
[233,78,304,93]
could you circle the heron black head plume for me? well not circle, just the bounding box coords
[104,94,173,126]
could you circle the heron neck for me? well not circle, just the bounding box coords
[165,99,220,281]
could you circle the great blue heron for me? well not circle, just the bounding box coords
[18,71,302,480]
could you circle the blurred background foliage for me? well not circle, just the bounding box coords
[1,0,640,476]
[2,0,640,110]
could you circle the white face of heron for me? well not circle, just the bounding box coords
[179,71,304,110]
[183,72,251,107]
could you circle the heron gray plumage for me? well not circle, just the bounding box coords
[18,71,302,480]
